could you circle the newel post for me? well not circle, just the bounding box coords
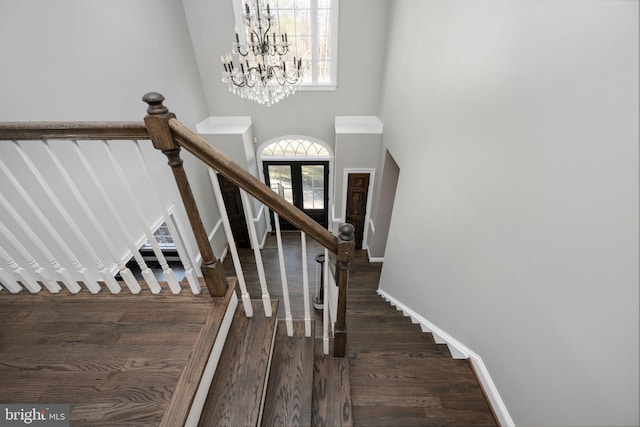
[142,92,228,297]
[334,223,355,357]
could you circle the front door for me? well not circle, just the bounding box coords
[264,161,329,230]
[345,173,370,249]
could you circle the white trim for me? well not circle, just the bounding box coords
[194,219,224,266]
[297,84,337,91]
[257,135,334,161]
[376,289,515,427]
[341,168,375,249]
[365,247,384,263]
[185,292,238,427]
[258,228,268,249]
[253,204,266,223]
[257,135,335,233]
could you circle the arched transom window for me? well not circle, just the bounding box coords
[261,138,330,159]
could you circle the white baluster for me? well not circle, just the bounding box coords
[103,140,174,294]
[0,266,23,293]
[12,141,112,293]
[133,141,200,294]
[273,212,293,336]
[323,247,330,355]
[72,141,152,293]
[0,164,81,293]
[301,232,312,337]
[169,214,201,294]
[209,170,253,316]
[0,244,40,292]
[0,219,61,293]
[240,189,272,316]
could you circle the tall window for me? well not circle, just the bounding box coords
[234,0,338,89]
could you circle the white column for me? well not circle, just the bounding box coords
[209,169,253,316]
[133,141,200,294]
[240,189,272,316]
[0,160,82,293]
[0,244,41,293]
[0,266,23,293]
[103,141,177,293]
[301,231,312,337]
[274,212,293,336]
[0,219,61,293]
[17,141,119,293]
[323,247,330,355]
[72,141,152,294]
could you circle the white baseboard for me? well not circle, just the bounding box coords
[365,247,384,263]
[185,292,238,427]
[376,289,515,427]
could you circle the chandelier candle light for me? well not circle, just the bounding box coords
[221,0,304,106]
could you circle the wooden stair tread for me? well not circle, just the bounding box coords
[350,357,495,425]
[198,300,278,427]
[261,321,314,427]
[160,278,236,427]
[348,331,436,352]
[347,315,422,332]
[312,340,353,427]
[349,347,452,360]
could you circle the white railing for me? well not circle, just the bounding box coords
[0,136,202,295]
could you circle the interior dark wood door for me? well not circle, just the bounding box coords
[345,173,370,249]
[218,174,251,248]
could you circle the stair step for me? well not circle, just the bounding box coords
[348,331,436,352]
[261,321,314,427]
[349,347,453,362]
[312,341,353,427]
[347,315,422,332]
[198,300,278,427]
[349,358,496,426]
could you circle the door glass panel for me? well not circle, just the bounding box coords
[301,165,324,209]
[267,165,294,204]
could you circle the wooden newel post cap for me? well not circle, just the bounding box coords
[142,92,169,115]
[338,223,355,241]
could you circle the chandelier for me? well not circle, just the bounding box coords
[221,0,304,106]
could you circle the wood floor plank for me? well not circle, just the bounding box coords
[198,300,279,427]
[261,321,314,427]
[0,285,225,426]
[312,340,353,427]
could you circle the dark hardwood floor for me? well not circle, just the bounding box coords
[0,232,497,426]
[226,232,497,426]
[0,284,226,426]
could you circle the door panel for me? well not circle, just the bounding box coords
[218,175,251,248]
[264,161,329,230]
[346,173,370,249]
[266,164,294,204]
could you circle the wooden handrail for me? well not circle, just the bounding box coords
[168,118,339,255]
[0,122,149,140]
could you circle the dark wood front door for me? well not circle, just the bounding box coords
[218,174,251,248]
[263,161,329,230]
[345,173,370,249]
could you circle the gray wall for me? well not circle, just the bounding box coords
[368,149,399,259]
[0,0,221,269]
[182,0,390,146]
[377,1,639,426]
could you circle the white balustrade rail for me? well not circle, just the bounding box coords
[241,188,272,317]
[209,169,253,316]
[0,137,203,295]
